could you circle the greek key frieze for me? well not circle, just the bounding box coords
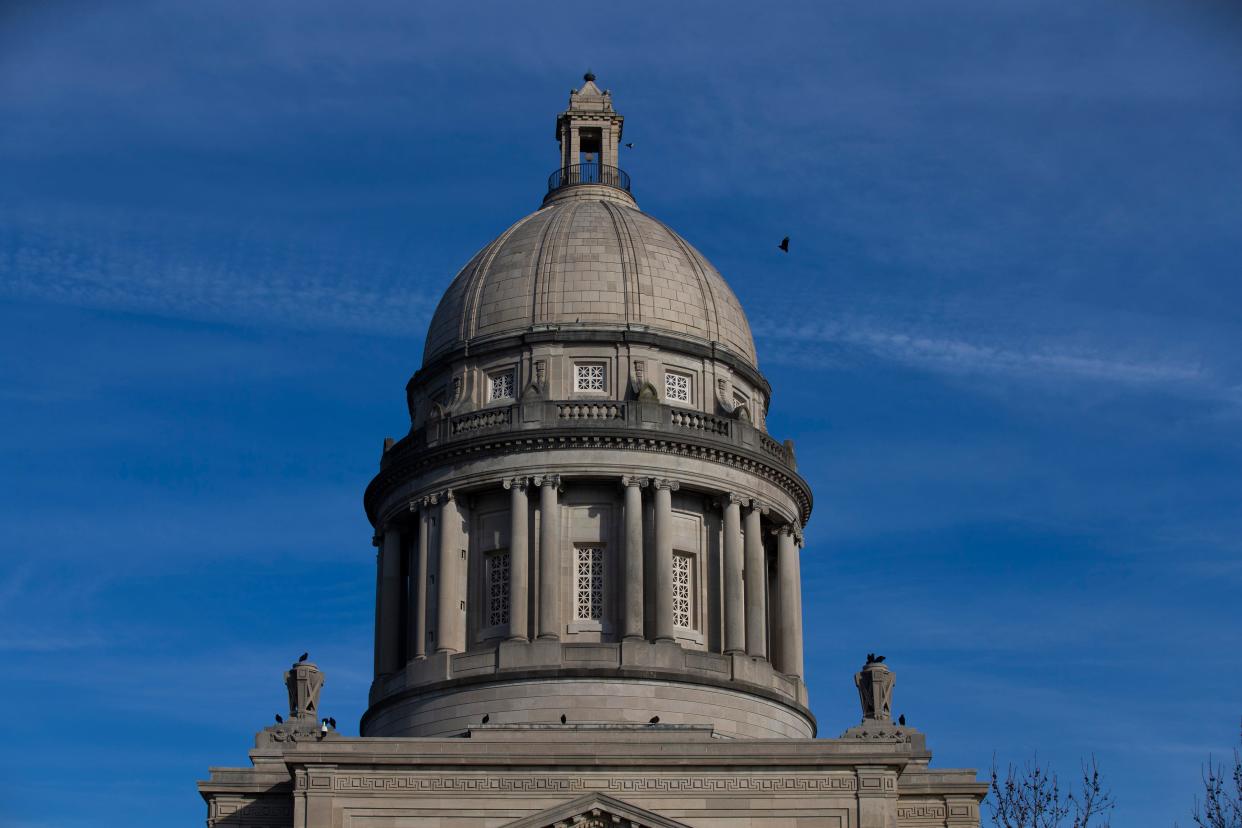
[897,805,947,818]
[332,774,857,793]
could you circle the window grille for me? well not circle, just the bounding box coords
[488,370,515,401]
[485,551,510,628]
[575,546,604,620]
[673,552,693,628]
[665,371,691,403]
[574,364,605,392]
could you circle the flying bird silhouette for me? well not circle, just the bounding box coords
[778,236,789,253]
[298,652,308,663]
[625,142,635,149]
[275,713,283,724]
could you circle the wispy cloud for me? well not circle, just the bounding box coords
[0,212,439,337]
[754,311,1224,396]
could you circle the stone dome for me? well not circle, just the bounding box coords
[422,190,758,368]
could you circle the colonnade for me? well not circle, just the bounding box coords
[374,475,805,681]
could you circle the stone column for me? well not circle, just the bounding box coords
[743,501,768,660]
[504,478,529,641]
[377,527,403,673]
[371,534,382,677]
[775,524,803,677]
[412,497,432,660]
[436,491,464,654]
[652,479,679,642]
[722,494,745,655]
[621,476,648,640]
[536,475,561,640]
[405,512,418,663]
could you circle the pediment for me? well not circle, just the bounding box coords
[499,793,693,828]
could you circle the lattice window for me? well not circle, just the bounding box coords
[485,551,510,628]
[574,546,604,620]
[574,363,605,392]
[488,370,515,401]
[673,552,693,629]
[665,371,691,404]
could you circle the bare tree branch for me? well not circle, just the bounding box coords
[989,754,1114,828]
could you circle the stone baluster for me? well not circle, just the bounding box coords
[652,479,679,642]
[775,523,803,677]
[536,475,561,640]
[376,526,403,674]
[504,477,530,641]
[722,494,746,655]
[743,500,768,659]
[621,476,648,640]
[436,490,465,654]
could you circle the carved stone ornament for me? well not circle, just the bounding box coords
[285,660,324,722]
[714,375,735,415]
[854,658,894,722]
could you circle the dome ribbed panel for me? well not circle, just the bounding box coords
[421,198,758,368]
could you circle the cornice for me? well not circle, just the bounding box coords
[364,426,813,528]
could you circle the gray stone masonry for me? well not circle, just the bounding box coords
[199,74,986,828]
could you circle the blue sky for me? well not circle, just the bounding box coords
[2,1,1240,825]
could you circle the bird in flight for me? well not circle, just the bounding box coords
[625,142,635,149]
[778,236,790,253]
[298,652,309,663]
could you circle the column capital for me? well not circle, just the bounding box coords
[652,478,679,491]
[774,522,803,544]
[747,498,769,516]
[502,476,529,491]
[725,492,748,506]
[418,492,440,509]
[441,488,456,502]
[620,475,649,489]
[533,474,562,489]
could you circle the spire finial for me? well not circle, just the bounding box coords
[583,69,595,82]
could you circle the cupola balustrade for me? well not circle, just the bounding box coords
[547,161,631,194]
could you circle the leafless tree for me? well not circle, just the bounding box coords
[989,755,1115,828]
[1188,722,1242,828]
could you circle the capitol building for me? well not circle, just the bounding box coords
[199,75,985,828]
